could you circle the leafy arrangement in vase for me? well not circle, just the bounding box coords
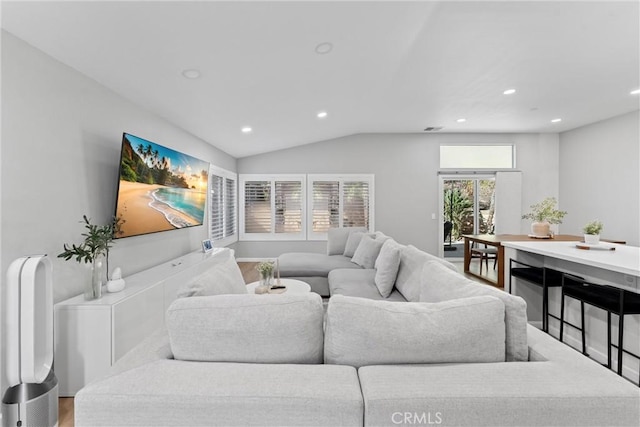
[521,197,567,237]
[58,215,124,300]
[583,220,603,245]
[255,261,275,294]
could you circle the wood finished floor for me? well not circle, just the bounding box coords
[57,262,260,427]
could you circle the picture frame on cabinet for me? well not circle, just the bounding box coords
[202,239,213,253]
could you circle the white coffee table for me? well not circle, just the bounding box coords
[246,278,311,294]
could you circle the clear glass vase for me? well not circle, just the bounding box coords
[85,253,105,300]
[260,270,274,289]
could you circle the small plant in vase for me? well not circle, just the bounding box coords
[255,261,275,294]
[58,215,124,300]
[522,197,567,238]
[583,220,603,245]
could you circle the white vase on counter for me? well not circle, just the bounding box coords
[584,234,600,245]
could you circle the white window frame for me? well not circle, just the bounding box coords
[306,174,375,240]
[239,174,307,241]
[209,165,238,247]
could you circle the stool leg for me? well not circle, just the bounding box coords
[617,313,624,376]
[542,284,548,333]
[559,290,566,342]
[617,291,625,376]
[580,301,586,355]
[479,254,484,275]
[607,311,612,369]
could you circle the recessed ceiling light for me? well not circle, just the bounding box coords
[315,42,333,55]
[182,69,201,79]
[503,89,516,95]
[456,118,467,123]
[317,111,328,119]
[241,126,253,133]
[631,89,640,95]
[551,118,562,123]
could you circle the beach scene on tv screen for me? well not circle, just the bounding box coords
[116,133,209,238]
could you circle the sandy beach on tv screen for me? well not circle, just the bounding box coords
[116,181,200,237]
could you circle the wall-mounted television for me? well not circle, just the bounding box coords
[114,133,210,239]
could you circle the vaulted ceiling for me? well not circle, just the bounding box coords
[2,1,639,157]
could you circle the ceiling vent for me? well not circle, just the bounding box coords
[423,126,443,132]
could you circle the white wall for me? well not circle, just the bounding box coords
[0,31,236,394]
[559,111,640,245]
[236,132,559,258]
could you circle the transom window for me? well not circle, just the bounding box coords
[440,145,515,169]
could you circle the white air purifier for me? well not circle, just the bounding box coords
[2,255,58,427]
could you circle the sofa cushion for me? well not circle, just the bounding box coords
[277,252,361,277]
[327,227,368,255]
[324,295,506,367]
[76,361,364,427]
[351,234,385,268]
[358,337,640,427]
[374,239,402,297]
[167,293,324,364]
[395,245,458,302]
[420,260,528,362]
[177,251,247,297]
[328,269,407,301]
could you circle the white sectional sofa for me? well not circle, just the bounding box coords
[74,230,640,426]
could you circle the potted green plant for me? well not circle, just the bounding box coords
[58,215,123,300]
[583,220,603,245]
[522,197,567,238]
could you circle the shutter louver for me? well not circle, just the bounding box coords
[209,174,224,240]
[343,181,370,228]
[224,177,236,238]
[244,181,272,233]
[312,181,340,232]
[275,181,302,233]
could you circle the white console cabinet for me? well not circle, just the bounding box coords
[54,248,230,396]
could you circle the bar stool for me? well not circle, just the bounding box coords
[509,259,564,333]
[560,273,640,384]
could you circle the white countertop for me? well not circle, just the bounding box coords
[502,241,640,277]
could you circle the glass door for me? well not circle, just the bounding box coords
[441,176,495,259]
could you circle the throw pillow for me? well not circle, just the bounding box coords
[327,227,367,255]
[343,231,370,257]
[324,294,506,367]
[176,253,247,297]
[351,234,385,268]
[395,245,458,302]
[420,260,528,362]
[167,293,325,364]
[374,239,402,297]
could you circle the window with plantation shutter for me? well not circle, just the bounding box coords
[311,181,340,232]
[209,166,237,246]
[240,175,306,240]
[224,177,236,238]
[343,181,370,227]
[307,174,374,240]
[275,181,303,233]
[244,181,271,233]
